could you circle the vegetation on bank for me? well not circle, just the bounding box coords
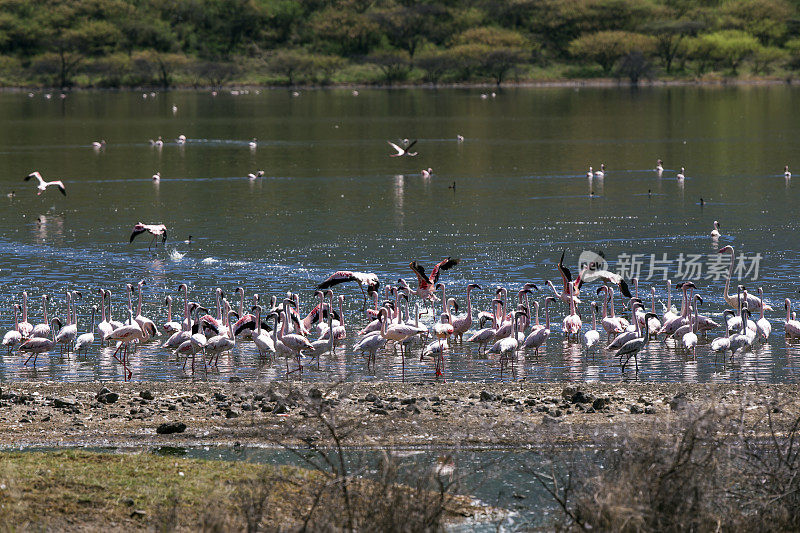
[3,0,800,88]
[0,450,475,530]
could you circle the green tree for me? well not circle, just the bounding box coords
[307,8,381,56]
[366,50,411,84]
[692,30,760,74]
[648,19,704,73]
[268,49,315,85]
[131,50,189,88]
[569,31,656,74]
[750,45,786,74]
[371,4,451,57]
[414,49,456,84]
[721,0,792,46]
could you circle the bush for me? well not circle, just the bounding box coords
[569,31,656,74]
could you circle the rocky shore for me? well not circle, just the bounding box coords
[0,381,797,449]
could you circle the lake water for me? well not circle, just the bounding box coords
[2,86,800,384]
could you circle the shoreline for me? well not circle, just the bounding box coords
[1,381,797,449]
[2,76,797,94]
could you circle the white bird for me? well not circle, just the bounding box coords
[250,305,275,357]
[176,134,186,145]
[487,310,526,364]
[524,297,556,356]
[24,171,66,196]
[785,165,791,179]
[586,166,593,178]
[756,287,771,340]
[152,172,161,182]
[456,135,464,142]
[710,220,721,239]
[74,305,97,355]
[718,247,771,311]
[249,138,257,149]
[421,168,433,178]
[172,104,178,114]
[615,313,657,372]
[205,311,238,365]
[710,310,733,358]
[354,331,386,366]
[2,304,22,353]
[387,140,418,157]
[151,136,164,147]
[19,318,61,367]
[55,291,80,353]
[676,167,685,180]
[248,170,265,180]
[106,310,143,379]
[594,163,605,178]
[656,159,663,175]
[92,140,106,149]
[32,294,52,338]
[785,299,800,338]
[584,301,600,350]
[681,294,700,356]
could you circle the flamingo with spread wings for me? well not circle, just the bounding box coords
[387,140,418,157]
[317,270,380,306]
[130,223,167,250]
[24,171,66,196]
[408,257,460,301]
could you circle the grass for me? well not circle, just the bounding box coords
[0,450,479,530]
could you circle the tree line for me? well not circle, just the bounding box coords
[2,0,800,88]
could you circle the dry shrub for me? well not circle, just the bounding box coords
[537,402,800,533]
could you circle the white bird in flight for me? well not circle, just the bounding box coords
[387,140,417,157]
[25,171,66,196]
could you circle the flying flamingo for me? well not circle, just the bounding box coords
[317,270,380,307]
[408,257,460,302]
[130,223,168,250]
[24,171,66,196]
[387,140,417,157]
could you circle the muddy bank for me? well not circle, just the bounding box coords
[0,381,797,449]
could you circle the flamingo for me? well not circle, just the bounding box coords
[105,311,143,379]
[711,220,721,239]
[249,138,257,149]
[162,296,181,334]
[176,134,186,145]
[677,167,685,180]
[92,140,106,149]
[594,163,605,178]
[596,286,623,338]
[408,257,460,302]
[55,290,81,353]
[132,281,158,340]
[607,301,643,350]
[249,305,276,357]
[524,297,556,356]
[785,165,791,179]
[150,136,164,147]
[656,159,663,175]
[317,270,380,306]
[562,282,582,340]
[467,298,502,353]
[421,168,432,178]
[205,311,239,365]
[710,310,734,360]
[164,284,192,348]
[24,171,66,196]
[662,280,679,323]
[248,170,265,180]
[681,294,700,356]
[96,289,113,344]
[354,329,387,368]
[730,306,754,353]
[2,304,22,353]
[756,287,772,340]
[378,307,426,357]
[647,287,662,336]
[660,282,693,337]
[387,140,417,157]
[718,246,771,311]
[487,310,527,369]
[616,313,658,372]
[584,301,600,351]
[74,306,97,355]
[19,318,62,366]
[32,295,51,338]
[152,172,161,182]
[277,305,314,375]
[450,283,481,341]
[230,287,259,339]
[18,291,33,338]
[130,223,168,250]
[784,299,800,338]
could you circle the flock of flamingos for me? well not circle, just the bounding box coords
[4,245,800,381]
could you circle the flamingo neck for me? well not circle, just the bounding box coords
[43,297,48,322]
[466,287,473,324]
[724,250,734,301]
[339,298,345,327]
[22,293,28,322]
[545,302,551,330]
